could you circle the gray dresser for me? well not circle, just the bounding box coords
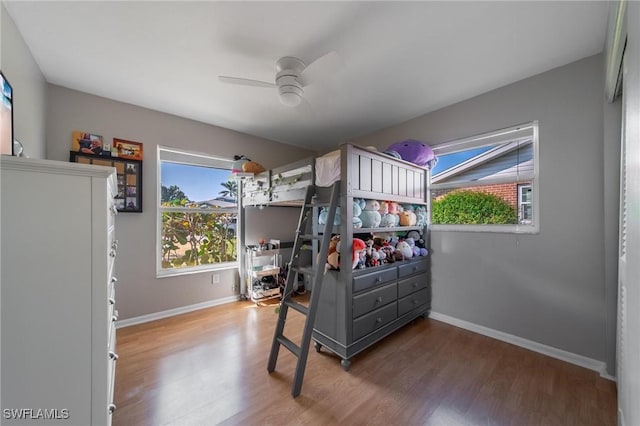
[313,257,431,370]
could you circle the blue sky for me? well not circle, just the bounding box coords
[161,162,234,202]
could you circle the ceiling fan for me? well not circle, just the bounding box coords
[218,52,339,107]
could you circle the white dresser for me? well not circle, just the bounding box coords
[1,156,118,426]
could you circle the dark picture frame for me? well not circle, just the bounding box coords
[70,151,143,213]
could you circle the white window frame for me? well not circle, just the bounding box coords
[156,146,239,278]
[518,183,533,225]
[431,121,540,234]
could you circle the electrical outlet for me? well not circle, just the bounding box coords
[232,282,239,292]
[212,274,220,284]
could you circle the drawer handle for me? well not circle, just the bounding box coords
[376,277,382,283]
[376,296,383,303]
[413,299,420,305]
[108,404,116,414]
[375,317,383,324]
[109,351,119,360]
[109,298,115,305]
[412,282,418,288]
[413,266,418,272]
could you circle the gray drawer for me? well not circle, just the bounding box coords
[353,302,397,341]
[398,274,428,298]
[398,288,430,316]
[352,282,397,318]
[397,259,429,278]
[353,268,397,293]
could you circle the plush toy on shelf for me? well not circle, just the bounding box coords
[360,199,382,228]
[399,209,417,226]
[319,206,341,226]
[394,240,414,260]
[352,201,363,229]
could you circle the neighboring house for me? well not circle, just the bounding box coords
[432,138,533,223]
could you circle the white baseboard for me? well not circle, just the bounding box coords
[116,295,240,329]
[429,311,614,381]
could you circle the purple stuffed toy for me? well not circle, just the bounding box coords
[385,139,437,169]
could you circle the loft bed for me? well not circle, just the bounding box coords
[241,143,428,209]
[240,143,432,370]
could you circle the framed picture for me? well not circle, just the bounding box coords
[112,138,143,160]
[71,131,111,157]
[70,151,143,213]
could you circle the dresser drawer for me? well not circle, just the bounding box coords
[397,259,429,278]
[398,274,429,298]
[352,282,397,318]
[352,268,397,293]
[352,302,397,341]
[398,288,430,316]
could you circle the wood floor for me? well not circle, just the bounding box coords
[113,296,616,426]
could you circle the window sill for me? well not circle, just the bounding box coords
[156,263,238,279]
[431,224,539,234]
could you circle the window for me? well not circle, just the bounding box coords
[518,184,532,224]
[157,147,238,277]
[431,122,539,233]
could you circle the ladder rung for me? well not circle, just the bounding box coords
[291,266,315,276]
[299,233,321,240]
[284,299,309,316]
[277,336,301,357]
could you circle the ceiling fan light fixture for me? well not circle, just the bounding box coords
[279,88,303,107]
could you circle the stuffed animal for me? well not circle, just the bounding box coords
[231,155,250,173]
[394,240,413,260]
[319,206,341,226]
[242,161,265,174]
[385,139,437,169]
[360,199,381,228]
[352,238,367,269]
[352,201,363,229]
[378,201,396,228]
[406,230,425,248]
[386,202,401,226]
[400,210,417,226]
[325,235,341,270]
[378,200,389,216]
[415,205,427,227]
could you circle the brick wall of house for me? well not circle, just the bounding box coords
[433,182,530,209]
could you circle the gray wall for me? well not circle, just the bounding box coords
[356,54,617,368]
[1,3,47,159]
[46,85,315,320]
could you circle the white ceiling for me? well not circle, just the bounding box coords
[4,1,610,152]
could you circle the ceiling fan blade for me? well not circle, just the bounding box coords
[298,51,342,87]
[218,76,275,88]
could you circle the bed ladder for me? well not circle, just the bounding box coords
[267,180,340,397]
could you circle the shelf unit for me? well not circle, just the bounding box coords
[245,247,282,303]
